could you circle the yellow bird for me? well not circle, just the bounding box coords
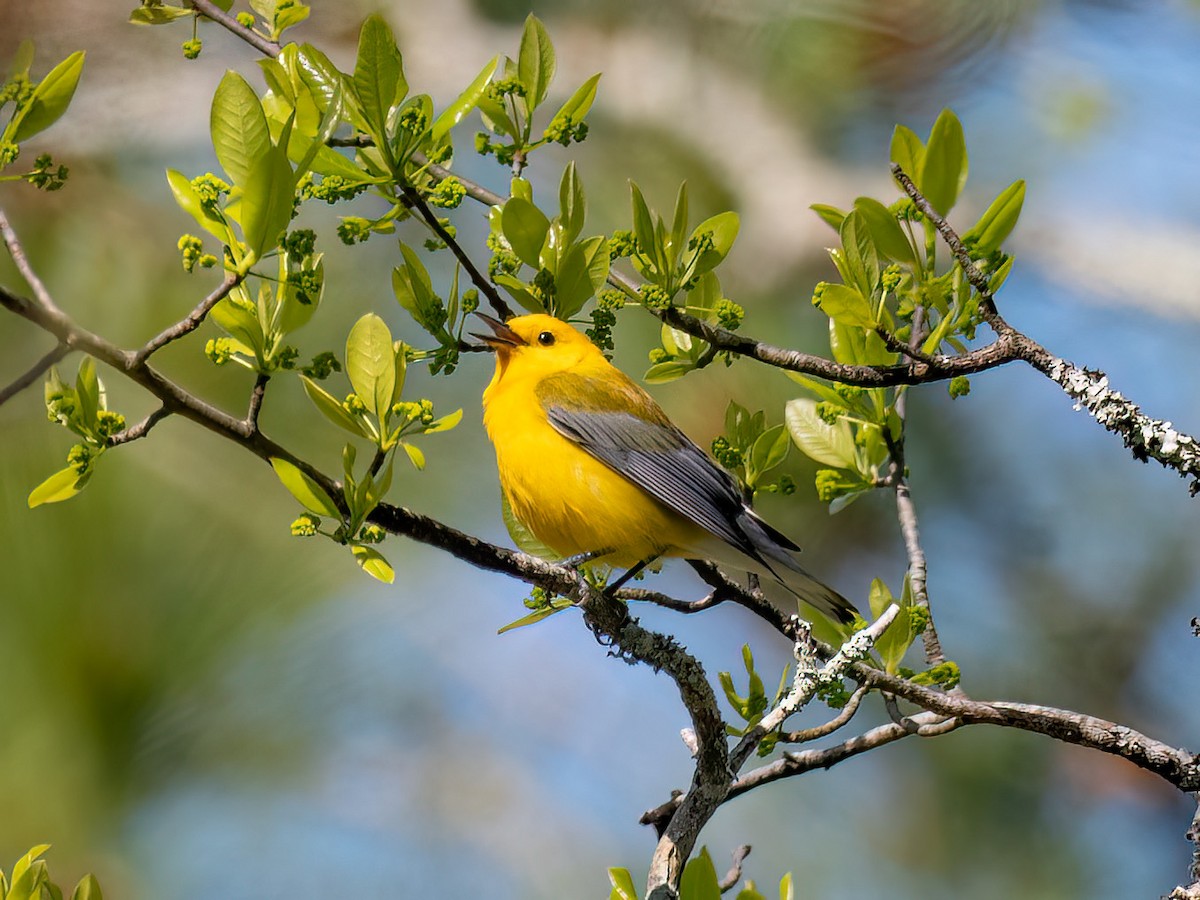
[476,313,858,625]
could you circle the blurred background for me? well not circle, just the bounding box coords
[1,0,1198,897]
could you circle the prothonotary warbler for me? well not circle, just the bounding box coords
[475,312,859,626]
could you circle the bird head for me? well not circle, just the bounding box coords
[473,313,602,377]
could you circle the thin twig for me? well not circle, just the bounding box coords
[399,185,514,319]
[618,587,726,613]
[108,406,172,446]
[0,209,65,315]
[781,684,869,743]
[718,845,751,894]
[0,341,69,407]
[133,271,241,366]
[245,373,269,430]
[188,0,282,57]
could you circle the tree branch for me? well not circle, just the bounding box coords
[188,0,281,58]
[0,341,69,407]
[133,271,241,366]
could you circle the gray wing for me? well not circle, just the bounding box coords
[543,403,798,564]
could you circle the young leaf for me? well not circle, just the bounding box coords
[810,203,847,232]
[240,142,295,262]
[784,398,857,468]
[679,848,722,900]
[814,283,875,328]
[402,442,425,470]
[553,72,601,124]
[628,181,659,270]
[669,181,689,265]
[9,51,85,143]
[889,124,925,181]
[853,196,916,266]
[748,424,790,481]
[301,375,372,438]
[965,179,1025,256]
[690,211,739,276]
[270,458,340,518]
[501,197,551,268]
[351,544,395,583]
[501,492,560,559]
[919,108,968,216]
[497,599,573,634]
[554,238,606,319]
[75,357,100,431]
[559,161,585,245]
[432,55,500,141]
[345,313,395,418]
[28,467,83,507]
[210,70,272,189]
[608,868,639,900]
[353,14,406,142]
[71,873,103,900]
[165,169,230,242]
[517,13,555,110]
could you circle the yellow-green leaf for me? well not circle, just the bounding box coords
[270,457,340,517]
[28,466,83,507]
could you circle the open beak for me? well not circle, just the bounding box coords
[471,312,525,350]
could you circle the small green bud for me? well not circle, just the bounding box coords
[300,351,341,380]
[236,11,256,27]
[638,284,672,310]
[811,281,828,307]
[814,468,847,503]
[290,513,320,537]
[647,347,670,365]
[948,376,971,399]
[714,298,745,331]
[0,142,19,167]
[95,409,126,439]
[881,264,904,292]
[461,289,480,314]
[342,392,368,415]
[204,337,234,366]
[596,289,627,310]
[609,229,637,259]
[429,177,466,209]
[181,38,202,60]
[710,436,743,470]
[336,216,372,245]
[66,443,94,474]
[358,523,386,544]
[474,132,493,156]
[815,401,841,425]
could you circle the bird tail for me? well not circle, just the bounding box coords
[736,510,860,627]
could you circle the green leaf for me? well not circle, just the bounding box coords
[497,599,573,634]
[965,179,1025,256]
[501,197,551,269]
[558,161,585,245]
[689,211,739,276]
[838,210,880,298]
[402,442,425,469]
[422,408,463,434]
[353,14,406,142]
[784,398,857,468]
[608,867,640,900]
[28,467,83,507]
[165,168,230,242]
[270,457,340,517]
[273,2,309,37]
[779,872,794,900]
[868,576,894,621]
[210,292,265,356]
[210,70,272,189]
[71,874,103,900]
[814,283,875,328]
[853,196,916,266]
[518,13,555,110]
[554,237,607,319]
[669,181,689,266]
[889,124,925,181]
[75,356,100,431]
[919,108,968,216]
[629,181,658,271]
[432,55,500,141]
[240,141,295,263]
[301,375,372,438]
[10,51,85,143]
[643,360,694,384]
[679,848,721,900]
[810,203,847,232]
[129,5,194,24]
[345,313,395,418]
[351,544,395,583]
[555,72,601,122]
[748,424,789,482]
[871,579,913,675]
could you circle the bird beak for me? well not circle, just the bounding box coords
[471,312,525,350]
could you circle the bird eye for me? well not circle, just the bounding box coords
[537,331,555,346]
